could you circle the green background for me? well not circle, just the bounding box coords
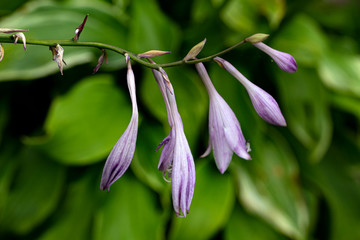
[0,0,359,239]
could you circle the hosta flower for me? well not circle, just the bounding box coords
[252,42,297,73]
[152,66,195,217]
[100,54,138,191]
[214,57,286,126]
[196,62,251,174]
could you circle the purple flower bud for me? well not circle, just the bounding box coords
[152,65,195,217]
[100,54,138,191]
[196,62,251,174]
[214,57,286,126]
[252,42,297,73]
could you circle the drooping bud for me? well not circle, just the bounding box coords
[93,49,108,74]
[0,28,28,33]
[13,32,26,50]
[0,44,4,62]
[245,33,269,43]
[252,42,297,73]
[73,14,89,41]
[183,38,207,61]
[137,50,171,58]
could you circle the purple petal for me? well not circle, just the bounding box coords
[100,56,138,191]
[214,57,286,126]
[252,42,297,73]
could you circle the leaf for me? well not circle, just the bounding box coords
[318,52,360,98]
[39,168,99,240]
[0,148,65,235]
[183,38,206,61]
[304,135,360,240]
[169,160,235,240]
[276,68,332,162]
[25,75,132,165]
[0,1,127,81]
[224,205,288,240]
[94,176,165,240]
[234,131,309,240]
[128,0,181,55]
[271,14,328,67]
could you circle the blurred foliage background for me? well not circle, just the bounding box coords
[0,0,359,239]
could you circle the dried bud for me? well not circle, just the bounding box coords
[0,28,28,33]
[13,32,27,50]
[0,44,4,62]
[137,50,171,58]
[73,14,89,41]
[50,44,66,75]
[93,49,108,74]
[183,38,206,61]
[245,33,269,43]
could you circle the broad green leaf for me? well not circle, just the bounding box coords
[0,1,127,81]
[220,0,258,34]
[25,75,131,165]
[271,14,328,67]
[128,0,181,57]
[169,160,235,240]
[318,52,360,97]
[254,0,286,29]
[94,176,165,240]
[276,68,332,161]
[234,131,309,240]
[39,169,99,240]
[224,205,287,240]
[304,136,360,240]
[0,148,65,235]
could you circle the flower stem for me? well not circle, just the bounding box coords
[0,35,246,69]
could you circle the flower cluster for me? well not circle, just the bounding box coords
[99,37,297,217]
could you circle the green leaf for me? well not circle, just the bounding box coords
[128,0,181,55]
[271,14,328,67]
[234,131,309,240]
[0,148,65,235]
[319,52,360,97]
[304,136,360,240]
[94,176,165,240]
[0,1,127,81]
[25,74,132,165]
[169,160,235,240]
[276,68,332,161]
[224,205,288,240]
[39,168,99,240]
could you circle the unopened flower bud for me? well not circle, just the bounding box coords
[73,14,89,41]
[183,38,206,61]
[252,42,297,73]
[137,50,171,58]
[0,28,28,33]
[245,33,269,43]
[13,32,26,50]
